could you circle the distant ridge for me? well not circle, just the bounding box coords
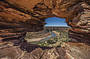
[45,25,70,28]
[45,17,69,27]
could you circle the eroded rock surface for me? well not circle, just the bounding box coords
[0,43,67,59]
[0,42,90,59]
[0,0,90,44]
[69,3,90,43]
[0,0,90,59]
[64,42,90,59]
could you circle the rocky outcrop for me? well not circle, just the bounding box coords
[0,0,90,59]
[69,4,90,43]
[64,42,90,59]
[0,42,90,59]
[0,44,67,59]
[0,0,89,44]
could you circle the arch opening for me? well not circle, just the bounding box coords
[44,17,70,32]
[25,17,71,47]
[45,17,69,27]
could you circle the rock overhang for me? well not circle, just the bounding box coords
[0,0,90,43]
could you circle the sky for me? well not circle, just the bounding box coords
[45,17,69,27]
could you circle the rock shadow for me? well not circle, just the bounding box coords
[20,41,53,53]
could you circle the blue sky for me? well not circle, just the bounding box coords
[45,17,69,27]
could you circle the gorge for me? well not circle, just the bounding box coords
[0,0,90,59]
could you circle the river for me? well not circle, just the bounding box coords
[39,32,56,42]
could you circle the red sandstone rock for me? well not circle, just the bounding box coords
[0,0,90,59]
[0,42,90,59]
[0,0,89,43]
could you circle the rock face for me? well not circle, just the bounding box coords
[0,0,89,44]
[0,44,67,59]
[0,0,90,44]
[64,42,90,59]
[69,3,90,43]
[0,42,90,59]
[0,0,90,59]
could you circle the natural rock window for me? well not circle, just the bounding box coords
[25,17,71,47]
[0,0,90,59]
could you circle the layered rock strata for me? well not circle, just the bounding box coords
[69,3,90,43]
[0,0,89,44]
[0,0,90,59]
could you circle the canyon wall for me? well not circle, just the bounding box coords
[0,0,90,59]
[0,0,89,43]
[0,0,90,43]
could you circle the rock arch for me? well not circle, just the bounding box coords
[0,0,90,45]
